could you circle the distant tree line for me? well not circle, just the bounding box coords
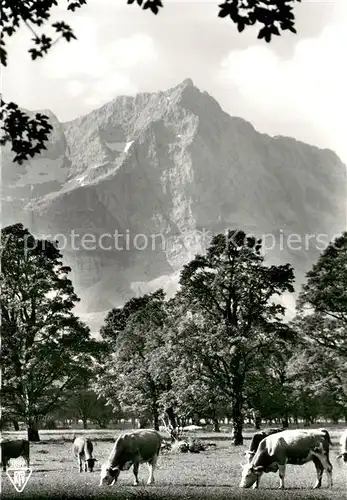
[1,223,346,442]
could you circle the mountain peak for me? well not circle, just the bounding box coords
[163,77,201,107]
[168,78,195,94]
[180,77,194,87]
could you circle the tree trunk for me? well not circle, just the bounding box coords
[82,419,88,429]
[192,414,200,426]
[12,419,19,431]
[139,417,150,428]
[254,416,261,430]
[165,407,179,442]
[27,419,40,442]
[213,417,220,433]
[152,406,159,431]
[282,412,289,428]
[166,407,177,429]
[231,391,243,445]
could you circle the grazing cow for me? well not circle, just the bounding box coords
[245,428,285,462]
[239,429,333,490]
[0,439,30,471]
[337,430,347,462]
[100,429,162,486]
[72,437,97,472]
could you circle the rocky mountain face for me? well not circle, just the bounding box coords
[2,78,346,334]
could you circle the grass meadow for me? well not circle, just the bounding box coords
[1,426,347,500]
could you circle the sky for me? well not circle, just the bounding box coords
[3,0,347,165]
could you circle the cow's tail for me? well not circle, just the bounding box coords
[320,428,333,446]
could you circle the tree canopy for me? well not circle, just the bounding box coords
[1,0,300,164]
[0,223,106,440]
[169,230,295,444]
[295,232,347,357]
[95,289,173,430]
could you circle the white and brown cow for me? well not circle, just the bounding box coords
[72,437,97,472]
[0,439,30,472]
[100,429,162,486]
[337,429,347,463]
[239,429,333,490]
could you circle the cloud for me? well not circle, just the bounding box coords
[42,19,158,80]
[84,74,138,107]
[218,13,347,164]
[108,34,158,69]
[41,17,105,79]
[40,19,158,110]
[66,80,87,97]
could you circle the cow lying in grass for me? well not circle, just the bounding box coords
[100,429,162,486]
[239,429,333,490]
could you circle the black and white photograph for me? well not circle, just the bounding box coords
[1,1,346,499]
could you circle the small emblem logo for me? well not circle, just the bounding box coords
[6,458,32,493]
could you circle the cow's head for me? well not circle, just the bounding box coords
[239,463,264,488]
[99,464,120,486]
[84,457,97,472]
